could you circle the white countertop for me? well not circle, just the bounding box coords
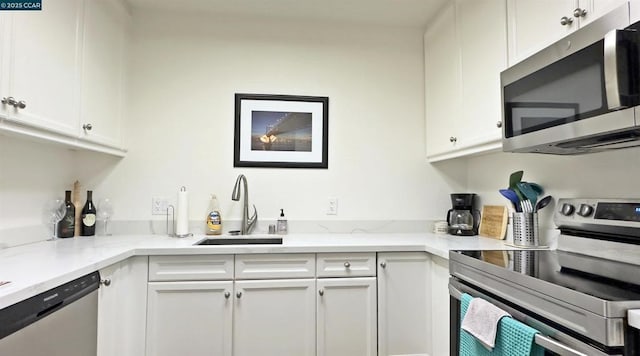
[0,232,514,310]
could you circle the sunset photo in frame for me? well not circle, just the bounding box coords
[234,93,329,168]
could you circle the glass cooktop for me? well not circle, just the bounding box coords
[453,249,640,302]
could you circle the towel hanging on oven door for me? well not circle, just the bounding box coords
[459,293,544,356]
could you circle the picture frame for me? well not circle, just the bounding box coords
[234,93,329,168]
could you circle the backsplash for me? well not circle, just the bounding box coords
[465,147,640,229]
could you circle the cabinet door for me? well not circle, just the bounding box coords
[97,256,148,356]
[80,0,128,148]
[377,252,431,356]
[146,280,233,356]
[6,0,82,134]
[430,256,451,356]
[233,279,315,356]
[317,277,377,356]
[506,0,577,65]
[457,0,507,147]
[0,15,7,120]
[579,0,630,26]
[425,3,461,158]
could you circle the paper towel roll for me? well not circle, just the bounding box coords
[176,186,189,236]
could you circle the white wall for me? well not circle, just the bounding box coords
[0,9,468,245]
[465,147,640,229]
[106,10,467,232]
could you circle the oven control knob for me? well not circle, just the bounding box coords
[577,204,594,217]
[560,203,575,216]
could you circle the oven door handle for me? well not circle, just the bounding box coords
[449,283,588,356]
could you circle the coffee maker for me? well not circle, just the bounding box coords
[446,193,480,236]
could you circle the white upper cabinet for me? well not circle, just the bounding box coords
[425,0,507,162]
[80,0,129,148]
[0,0,128,156]
[1,0,82,135]
[507,0,629,65]
[425,3,461,158]
[457,0,508,148]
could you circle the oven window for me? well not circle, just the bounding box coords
[504,40,608,138]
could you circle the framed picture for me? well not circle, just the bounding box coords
[234,93,329,168]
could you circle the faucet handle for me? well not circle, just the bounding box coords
[247,204,258,233]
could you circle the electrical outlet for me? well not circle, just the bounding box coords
[327,197,338,215]
[152,197,169,215]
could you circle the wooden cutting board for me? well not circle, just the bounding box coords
[479,205,508,240]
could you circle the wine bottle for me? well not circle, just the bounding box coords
[57,190,75,238]
[80,190,96,236]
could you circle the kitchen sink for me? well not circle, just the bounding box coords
[194,236,283,245]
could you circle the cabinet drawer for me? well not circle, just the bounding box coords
[235,254,315,280]
[148,255,234,281]
[316,253,376,277]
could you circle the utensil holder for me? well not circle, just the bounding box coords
[512,212,539,246]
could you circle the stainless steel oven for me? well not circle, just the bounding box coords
[449,198,640,355]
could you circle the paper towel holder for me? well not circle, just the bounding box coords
[165,204,193,238]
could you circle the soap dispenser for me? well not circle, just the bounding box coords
[276,209,288,234]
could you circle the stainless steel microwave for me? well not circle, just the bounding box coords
[501,4,640,154]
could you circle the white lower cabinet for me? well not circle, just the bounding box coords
[142,252,442,356]
[97,256,148,356]
[233,279,316,356]
[146,281,233,356]
[377,252,432,356]
[317,277,377,356]
[431,256,451,356]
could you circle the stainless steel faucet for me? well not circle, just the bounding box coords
[231,174,257,235]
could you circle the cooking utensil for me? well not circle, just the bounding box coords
[521,199,534,213]
[499,189,521,212]
[509,170,524,188]
[517,182,539,207]
[535,195,552,211]
[526,182,544,195]
[509,171,525,201]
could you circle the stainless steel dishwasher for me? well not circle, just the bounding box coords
[0,271,100,356]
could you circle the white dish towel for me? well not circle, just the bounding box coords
[461,297,511,350]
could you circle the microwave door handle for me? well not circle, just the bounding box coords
[604,29,623,110]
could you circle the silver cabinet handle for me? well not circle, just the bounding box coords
[83,123,93,131]
[1,97,26,109]
[344,261,351,268]
[449,136,457,143]
[560,16,573,26]
[224,291,231,299]
[100,278,111,286]
[380,261,387,269]
[236,291,242,298]
[1,97,16,106]
[573,8,587,18]
[319,289,324,296]
[496,121,502,128]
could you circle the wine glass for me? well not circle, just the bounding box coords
[97,198,114,236]
[42,198,66,241]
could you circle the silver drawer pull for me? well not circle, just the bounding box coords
[236,291,242,298]
[380,262,387,269]
[319,289,324,296]
[224,291,231,299]
[344,261,351,268]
